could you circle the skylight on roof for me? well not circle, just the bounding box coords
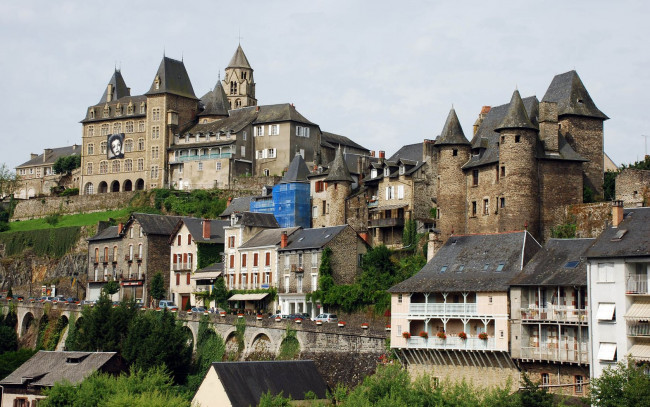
[483,263,489,271]
[564,261,580,269]
[324,234,331,238]
[441,265,448,273]
[457,265,464,273]
[611,229,627,241]
[298,237,304,241]
[496,263,505,272]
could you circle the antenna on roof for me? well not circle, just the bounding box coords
[163,47,166,57]
[238,27,242,44]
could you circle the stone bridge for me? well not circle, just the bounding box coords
[1,301,387,357]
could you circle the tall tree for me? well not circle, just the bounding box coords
[0,163,18,198]
[149,272,166,306]
[590,357,650,406]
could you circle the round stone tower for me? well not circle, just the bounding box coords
[496,90,540,236]
[435,108,471,241]
[325,147,353,226]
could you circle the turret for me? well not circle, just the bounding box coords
[223,45,256,109]
[435,108,471,240]
[496,90,540,237]
[324,147,353,226]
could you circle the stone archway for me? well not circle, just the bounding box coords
[247,333,273,359]
[123,179,133,192]
[224,331,240,357]
[98,181,108,194]
[135,179,144,191]
[181,325,195,351]
[20,312,34,337]
[110,181,120,193]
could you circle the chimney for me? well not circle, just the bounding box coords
[423,139,436,161]
[127,87,131,96]
[427,231,442,261]
[117,223,123,235]
[256,106,260,112]
[281,231,288,248]
[227,197,232,207]
[359,232,370,244]
[43,149,53,162]
[539,101,559,152]
[203,219,211,239]
[30,153,38,160]
[473,106,491,136]
[370,150,375,158]
[379,151,385,159]
[612,200,624,227]
[107,84,113,102]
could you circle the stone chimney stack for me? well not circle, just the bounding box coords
[107,84,113,102]
[30,153,38,160]
[203,219,211,239]
[539,101,559,152]
[612,200,624,228]
[370,150,375,158]
[427,231,442,261]
[281,231,288,248]
[227,197,232,207]
[473,106,491,135]
[117,223,123,235]
[423,139,436,161]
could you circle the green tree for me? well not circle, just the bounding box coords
[402,219,418,251]
[0,325,18,353]
[52,155,81,175]
[150,272,166,305]
[186,315,225,391]
[0,163,18,198]
[590,357,650,406]
[519,373,554,407]
[103,280,120,296]
[211,277,229,309]
[604,171,617,201]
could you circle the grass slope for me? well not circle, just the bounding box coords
[3,209,130,233]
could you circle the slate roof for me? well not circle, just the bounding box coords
[495,90,537,131]
[98,70,130,104]
[232,212,279,228]
[130,213,182,236]
[198,81,230,117]
[239,227,301,249]
[227,45,252,69]
[325,147,354,183]
[388,143,422,162]
[81,94,147,123]
[435,108,470,146]
[0,351,120,387]
[219,196,253,217]
[509,238,595,286]
[167,139,235,151]
[542,70,608,120]
[182,107,258,136]
[585,207,650,259]
[196,262,224,273]
[280,154,311,184]
[145,56,197,100]
[389,231,541,293]
[278,225,349,251]
[178,218,229,244]
[17,145,81,168]
[87,225,120,242]
[253,103,315,125]
[210,360,327,407]
[321,132,369,152]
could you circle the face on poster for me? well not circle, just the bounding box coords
[107,133,125,159]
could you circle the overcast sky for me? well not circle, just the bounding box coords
[1,1,648,170]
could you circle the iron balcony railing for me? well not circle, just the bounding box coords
[627,274,648,294]
[406,336,497,351]
[520,344,589,364]
[409,303,478,315]
[173,263,192,271]
[369,218,405,228]
[520,307,588,323]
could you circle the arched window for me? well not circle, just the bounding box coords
[230,81,237,95]
[84,182,94,195]
[95,248,99,262]
[138,244,143,258]
[129,245,133,260]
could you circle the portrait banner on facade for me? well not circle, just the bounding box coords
[107,133,125,159]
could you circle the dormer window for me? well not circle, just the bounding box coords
[371,169,377,178]
[127,102,134,115]
[103,105,110,118]
[89,108,95,119]
[140,102,146,114]
[154,75,161,90]
[384,167,390,177]
[115,103,122,117]
[399,165,405,175]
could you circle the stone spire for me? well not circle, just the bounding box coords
[495,90,536,132]
[227,44,252,69]
[325,147,353,183]
[436,108,470,146]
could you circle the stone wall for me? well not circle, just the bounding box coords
[565,202,612,239]
[559,116,604,198]
[616,168,650,207]
[229,175,282,193]
[539,160,583,241]
[12,191,136,221]
[519,362,589,397]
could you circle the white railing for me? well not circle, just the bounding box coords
[173,263,192,271]
[628,323,650,336]
[406,336,497,351]
[627,274,648,294]
[409,303,478,315]
[520,306,588,323]
[520,344,589,364]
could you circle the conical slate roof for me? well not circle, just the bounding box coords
[495,90,537,132]
[227,45,252,69]
[280,153,311,184]
[145,56,197,100]
[99,70,130,104]
[542,70,608,120]
[199,81,230,117]
[435,108,470,146]
[325,147,353,183]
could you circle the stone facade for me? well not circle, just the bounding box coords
[14,145,82,199]
[559,116,604,198]
[11,191,136,221]
[616,168,650,207]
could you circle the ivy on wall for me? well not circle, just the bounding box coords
[196,243,224,269]
[0,226,81,257]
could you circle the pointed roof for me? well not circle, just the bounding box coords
[542,70,608,120]
[145,56,197,100]
[227,45,252,70]
[495,90,537,132]
[99,70,130,104]
[199,81,230,117]
[435,108,470,146]
[325,147,353,183]
[280,153,311,184]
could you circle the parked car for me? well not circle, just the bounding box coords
[158,300,179,311]
[40,296,56,302]
[191,306,207,313]
[66,297,80,303]
[269,313,290,319]
[288,313,310,321]
[80,300,95,306]
[313,313,338,323]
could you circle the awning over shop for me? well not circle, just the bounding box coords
[624,300,650,320]
[191,271,222,280]
[228,293,269,301]
[369,203,408,212]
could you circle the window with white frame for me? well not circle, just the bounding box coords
[125,139,133,152]
[150,165,159,179]
[267,148,277,158]
[243,131,247,141]
[112,160,120,173]
[253,273,258,288]
[151,126,160,139]
[101,124,109,136]
[125,121,134,133]
[216,162,222,171]
[138,121,145,132]
[151,146,159,159]
[384,167,390,177]
[137,138,145,151]
[255,126,264,137]
[264,272,270,285]
[312,206,318,218]
[297,275,303,293]
[311,274,317,290]
[371,169,377,178]
[385,186,395,199]
[240,146,245,157]
[140,102,146,114]
[269,124,280,135]
[113,122,122,133]
[100,141,107,154]
[86,163,93,175]
[299,149,305,158]
[137,158,144,171]
[311,253,318,268]
[298,253,303,268]
[284,255,290,270]
[296,126,310,138]
[397,185,404,199]
[99,161,108,174]
[263,169,270,176]
[284,275,290,293]
[598,263,615,282]
[399,165,405,175]
[596,303,616,321]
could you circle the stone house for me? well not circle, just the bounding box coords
[86,213,181,304]
[168,217,228,309]
[14,145,81,198]
[509,238,593,396]
[277,224,369,317]
[585,203,650,379]
[388,231,540,387]
[0,351,125,407]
